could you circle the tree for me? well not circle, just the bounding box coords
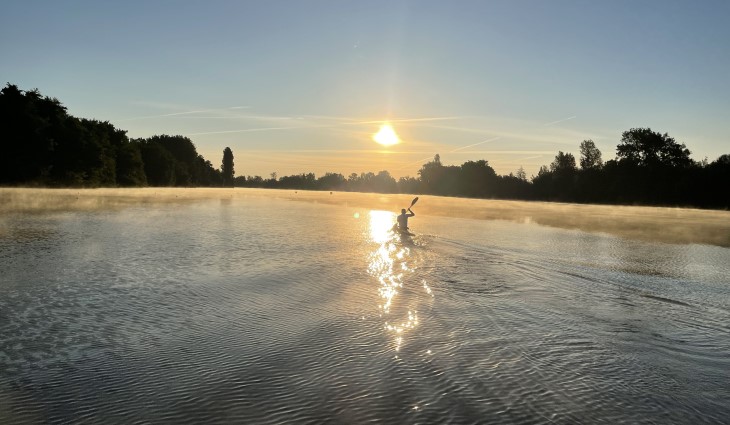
[222,147,234,186]
[418,154,445,194]
[530,165,552,199]
[145,135,199,186]
[138,141,177,186]
[397,176,420,193]
[116,142,147,186]
[372,170,397,193]
[515,166,527,181]
[0,84,67,183]
[550,151,577,172]
[195,155,222,186]
[547,151,577,201]
[317,172,346,190]
[579,139,603,170]
[459,160,497,197]
[616,128,692,167]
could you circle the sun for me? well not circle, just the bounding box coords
[373,124,400,146]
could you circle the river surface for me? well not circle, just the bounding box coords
[1,188,729,424]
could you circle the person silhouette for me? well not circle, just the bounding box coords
[396,207,415,233]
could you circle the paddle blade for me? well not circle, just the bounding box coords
[410,196,419,207]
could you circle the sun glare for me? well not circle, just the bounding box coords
[373,124,400,146]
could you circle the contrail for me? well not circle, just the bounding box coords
[245,149,425,154]
[543,115,576,126]
[116,106,251,122]
[186,116,465,136]
[449,136,501,152]
[186,124,338,136]
[516,155,545,161]
[355,116,465,125]
[394,155,437,170]
[393,136,501,170]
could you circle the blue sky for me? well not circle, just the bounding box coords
[2,0,728,177]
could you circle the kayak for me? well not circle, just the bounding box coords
[391,223,414,236]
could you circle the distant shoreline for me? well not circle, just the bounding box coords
[3,84,728,210]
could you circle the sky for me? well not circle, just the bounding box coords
[2,0,728,178]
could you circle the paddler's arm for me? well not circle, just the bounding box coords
[408,208,415,217]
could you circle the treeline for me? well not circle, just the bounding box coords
[530,135,730,208]
[2,84,728,209]
[0,84,226,187]
[237,131,729,209]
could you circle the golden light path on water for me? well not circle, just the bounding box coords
[366,210,432,353]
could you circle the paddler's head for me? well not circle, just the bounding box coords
[401,209,406,214]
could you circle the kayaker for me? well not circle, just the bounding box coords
[396,207,415,232]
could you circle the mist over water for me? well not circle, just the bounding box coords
[2,188,728,247]
[1,188,728,423]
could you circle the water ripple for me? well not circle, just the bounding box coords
[1,196,728,424]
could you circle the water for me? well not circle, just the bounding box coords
[1,188,729,424]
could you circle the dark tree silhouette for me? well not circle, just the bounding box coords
[317,172,346,190]
[138,141,177,186]
[515,166,527,181]
[617,128,692,167]
[3,83,728,208]
[550,151,577,172]
[418,154,446,194]
[116,142,147,186]
[1,84,66,183]
[579,140,603,170]
[458,160,497,197]
[397,176,421,194]
[222,147,234,187]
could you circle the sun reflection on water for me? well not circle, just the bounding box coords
[368,210,395,244]
[366,210,430,353]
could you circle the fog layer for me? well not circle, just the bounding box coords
[2,188,728,247]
